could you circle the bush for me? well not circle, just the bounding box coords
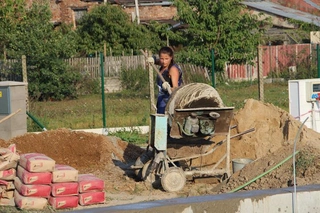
[28,59,81,101]
[77,75,100,95]
[71,67,100,96]
[120,66,150,94]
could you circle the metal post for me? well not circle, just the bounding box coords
[211,49,215,88]
[100,52,107,135]
[26,111,47,131]
[317,44,320,78]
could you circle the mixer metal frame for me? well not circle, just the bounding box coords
[137,107,234,192]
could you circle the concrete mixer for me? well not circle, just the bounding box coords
[132,83,239,192]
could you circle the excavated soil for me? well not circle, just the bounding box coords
[2,98,320,210]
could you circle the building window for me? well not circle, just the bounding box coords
[72,8,87,28]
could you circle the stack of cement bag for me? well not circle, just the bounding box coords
[50,165,106,208]
[14,152,105,210]
[14,153,80,210]
[49,164,79,209]
[78,174,105,206]
[14,153,54,210]
[0,144,20,206]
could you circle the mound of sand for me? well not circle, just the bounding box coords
[231,99,320,159]
[218,99,320,193]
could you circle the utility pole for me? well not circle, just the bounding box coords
[134,0,140,24]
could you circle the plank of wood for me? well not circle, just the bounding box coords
[194,177,220,184]
[0,109,21,124]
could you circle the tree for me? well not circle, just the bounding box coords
[173,0,264,71]
[8,2,81,101]
[76,4,160,56]
[0,0,26,59]
[147,20,186,49]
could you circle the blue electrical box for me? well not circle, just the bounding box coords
[0,87,11,114]
[150,114,167,151]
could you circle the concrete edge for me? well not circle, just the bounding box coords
[73,126,149,135]
[68,184,320,213]
[31,126,150,135]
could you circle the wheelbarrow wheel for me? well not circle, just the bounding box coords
[161,167,186,192]
[142,160,161,189]
[134,149,153,180]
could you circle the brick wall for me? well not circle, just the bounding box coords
[52,1,99,26]
[26,0,176,26]
[23,0,320,24]
[123,5,177,21]
[269,0,320,15]
[25,0,100,26]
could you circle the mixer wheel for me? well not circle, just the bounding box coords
[134,149,153,180]
[161,167,186,192]
[142,160,161,189]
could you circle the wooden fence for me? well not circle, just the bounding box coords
[64,56,209,83]
[0,59,22,81]
[0,55,209,85]
[1,44,318,83]
[64,55,146,78]
[179,63,210,84]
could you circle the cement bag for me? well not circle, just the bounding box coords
[19,153,55,172]
[17,165,52,185]
[78,174,104,193]
[52,164,78,183]
[78,191,105,206]
[51,182,79,196]
[14,190,47,210]
[49,196,79,209]
[0,168,16,180]
[0,197,14,206]
[14,177,51,198]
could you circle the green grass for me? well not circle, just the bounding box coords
[28,81,289,132]
[28,91,150,132]
[217,80,289,111]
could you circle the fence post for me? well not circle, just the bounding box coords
[22,55,29,112]
[258,45,264,102]
[211,49,215,88]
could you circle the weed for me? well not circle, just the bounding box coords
[295,151,315,177]
[133,183,144,194]
[109,128,148,145]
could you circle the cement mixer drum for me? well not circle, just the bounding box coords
[165,83,234,139]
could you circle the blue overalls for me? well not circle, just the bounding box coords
[156,64,183,114]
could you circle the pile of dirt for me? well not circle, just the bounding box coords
[230,99,320,159]
[215,98,320,193]
[0,129,145,193]
[2,98,320,204]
